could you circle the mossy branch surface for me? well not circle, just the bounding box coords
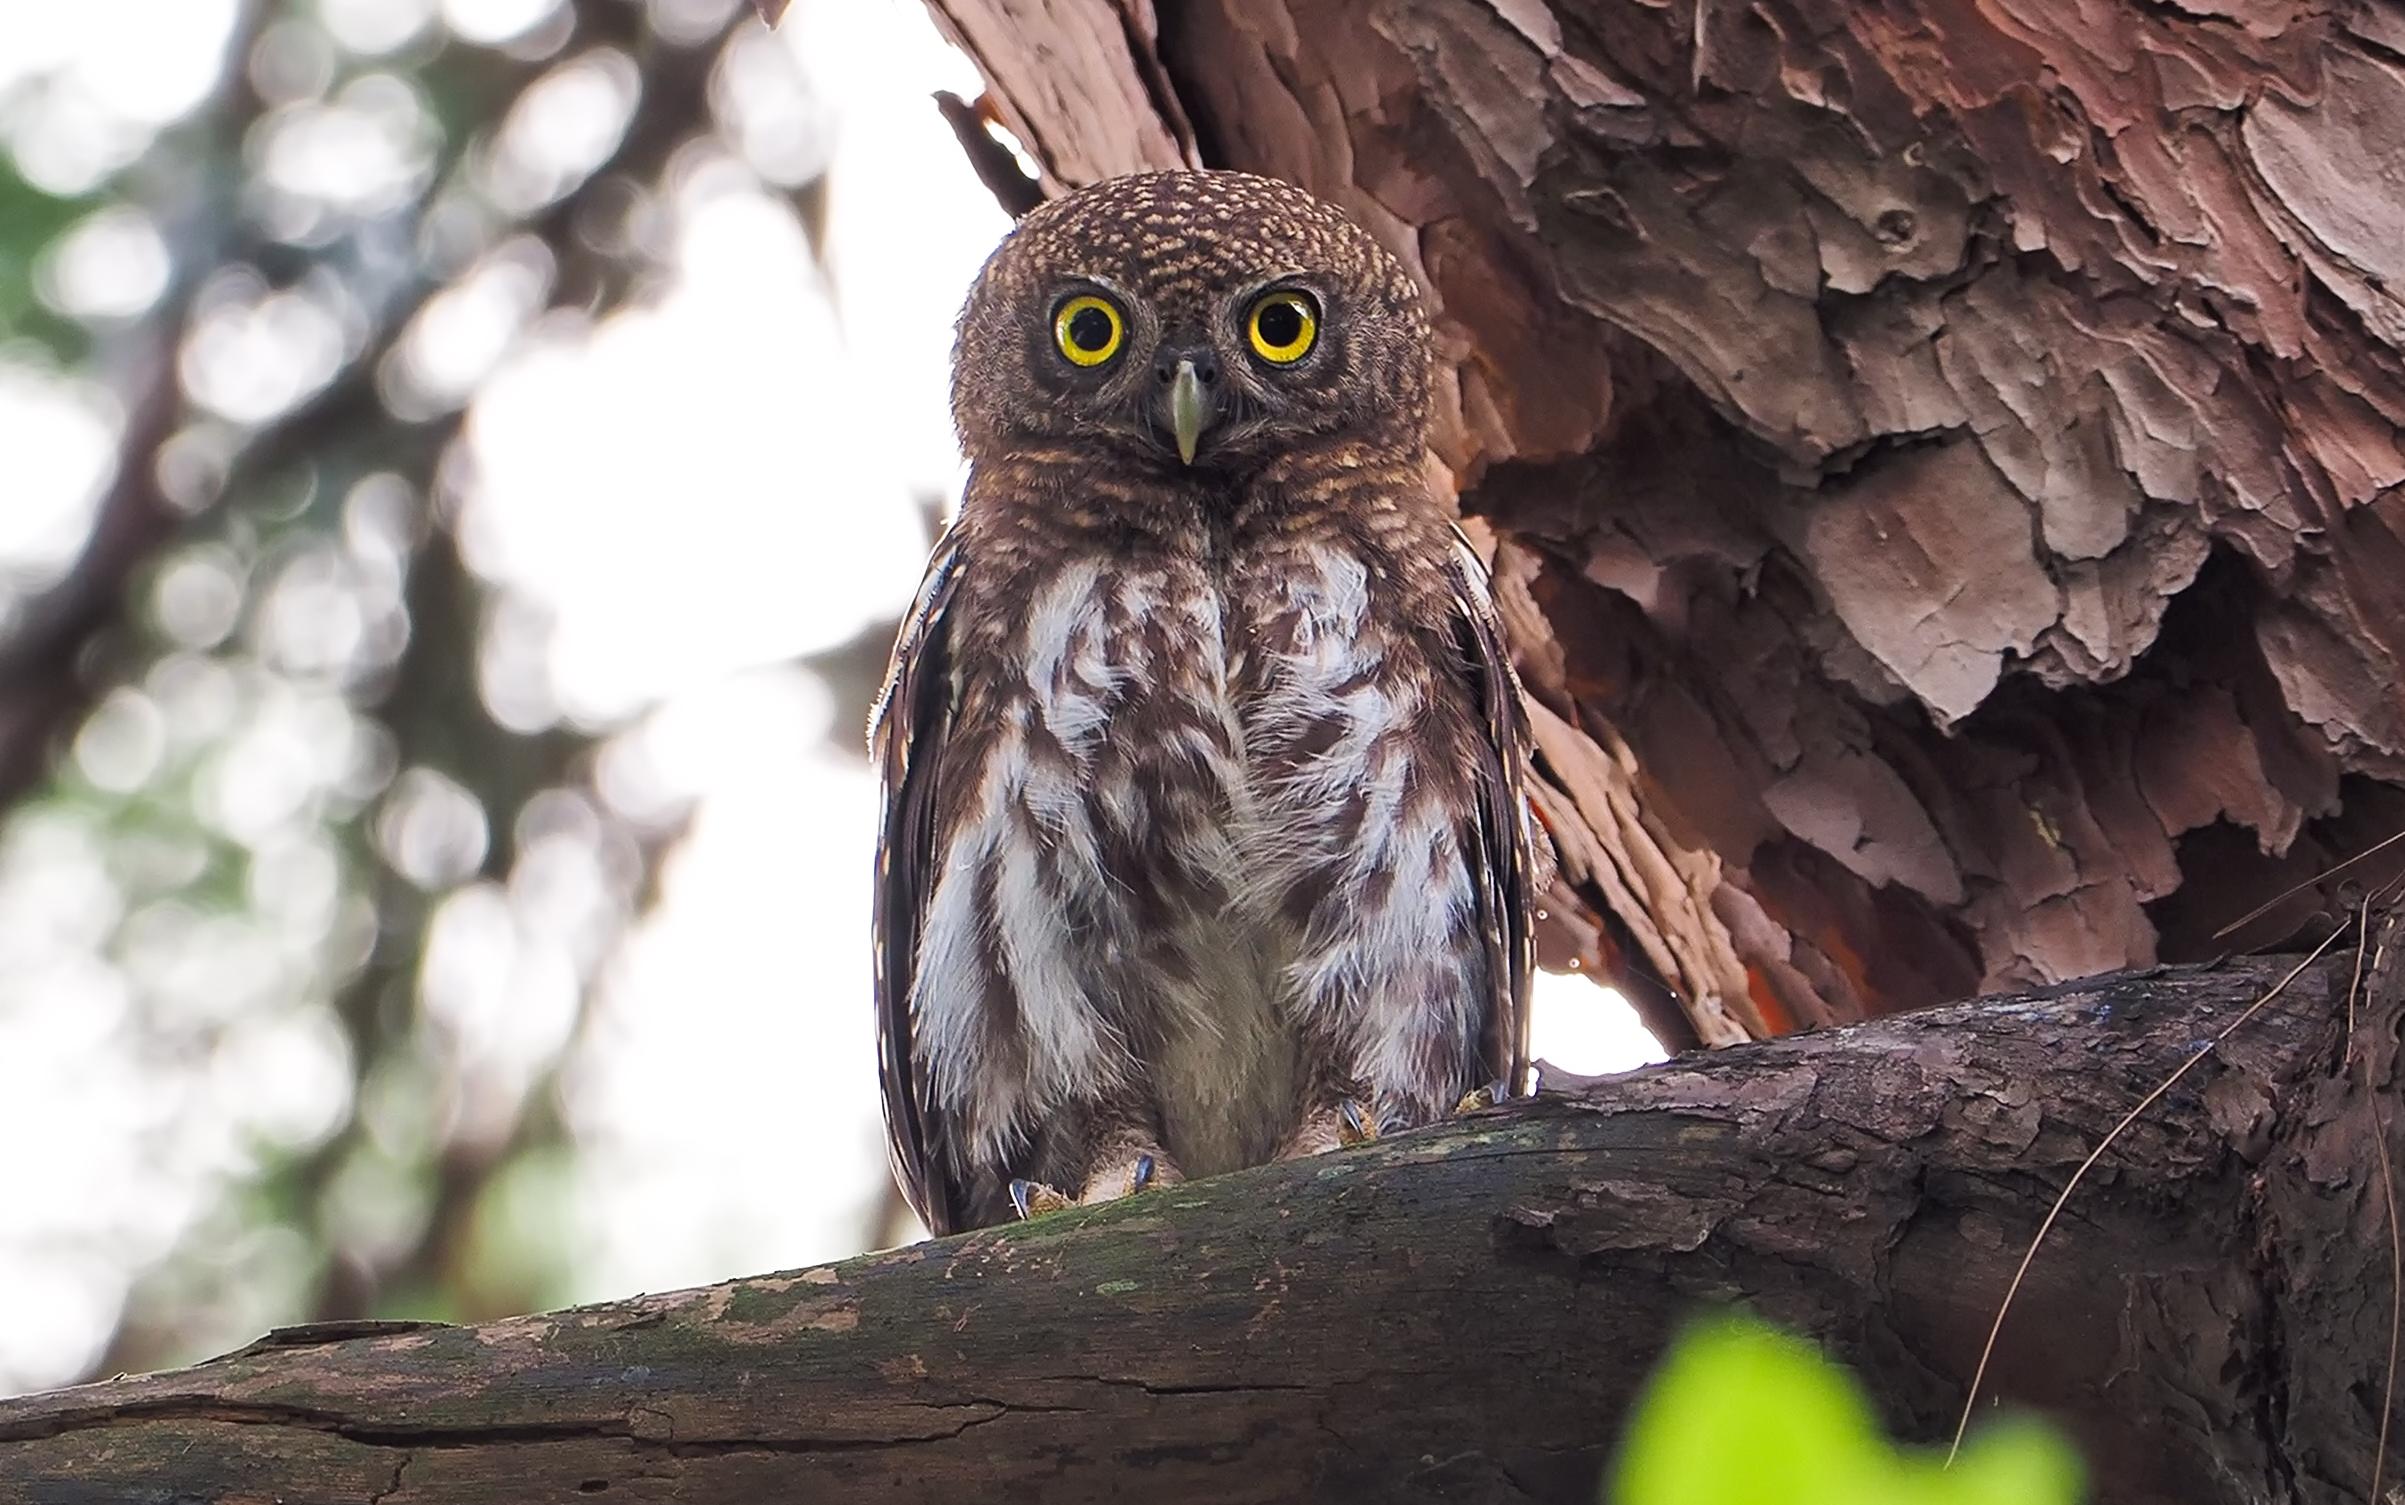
[3,948,2395,1505]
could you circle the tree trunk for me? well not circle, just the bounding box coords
[5,939,2398,1503]
[924,0,2405,1045]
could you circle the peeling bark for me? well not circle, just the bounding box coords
[924,0,2405,1041]
[4,943,2400,1503]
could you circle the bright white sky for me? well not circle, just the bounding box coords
[0,0,1661,1393]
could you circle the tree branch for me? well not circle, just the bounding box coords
[3,940,2397,1503]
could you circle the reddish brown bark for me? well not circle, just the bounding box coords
[923,0,2405,1045]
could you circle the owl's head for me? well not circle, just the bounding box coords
[952,170,1431,475]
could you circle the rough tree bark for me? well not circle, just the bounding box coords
[922,0,2405,1048]
[4,937,2399,1503]
[21,5,2389,1499]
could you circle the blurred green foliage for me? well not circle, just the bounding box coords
[1611,1315,2083,1505]
[0,165,94,358]
[0,0,823,1389]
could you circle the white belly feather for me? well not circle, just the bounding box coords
[919,542,1456,1174]
[1148,919,1297,1176]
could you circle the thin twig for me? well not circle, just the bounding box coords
[2212,827,2405,942]
[2363,890,2402,1505]
[1948,930,2350,1462]
[2369,1089,2397,1505]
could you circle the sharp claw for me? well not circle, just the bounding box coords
[1132,1153,1156,1191]
[1009,1179,1072,1220]
[1460,1076,1519,1114]
[1337,1098,1379,1147]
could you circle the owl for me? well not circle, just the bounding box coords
[872,169,1543,1235]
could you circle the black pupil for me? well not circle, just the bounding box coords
[1257,299,1304,347]
[1067,305,1114,352]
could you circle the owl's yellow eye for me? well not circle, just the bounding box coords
[1052,294,1124,367]
[1246,290,1318,364]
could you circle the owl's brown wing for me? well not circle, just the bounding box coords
[870,524,968,1236]
[1445,524,1540,1098]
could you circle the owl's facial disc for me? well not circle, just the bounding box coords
[1136,286,1325,467]
[953,172,1434,478]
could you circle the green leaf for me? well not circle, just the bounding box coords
[1609,1315,2082,1505]
[1908,1417,2085,1505]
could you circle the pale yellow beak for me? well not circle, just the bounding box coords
[1170,359,1207,465]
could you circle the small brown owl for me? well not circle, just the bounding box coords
[872,169,1543,1235]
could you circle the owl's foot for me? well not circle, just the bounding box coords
[1452,1078,1511,1116]
[1082,1148,1177,1202]
[1338,1098,1379,1147]
[1276,1098,1381,1159]
[1008,1179,1073,1219]
[1009,1150,1179,1223]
